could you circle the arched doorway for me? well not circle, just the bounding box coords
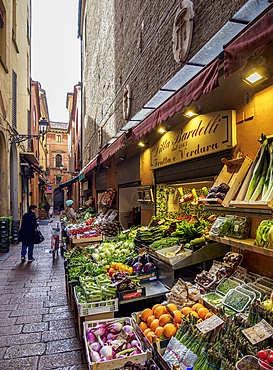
[53,187,64,212]
[0,131,8,216]
[10,143,19,220]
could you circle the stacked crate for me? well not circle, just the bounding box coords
[11,220,20,244]
[0,220,10,253]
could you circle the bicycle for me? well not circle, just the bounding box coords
[51,223,61,261]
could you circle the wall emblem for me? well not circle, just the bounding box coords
[172,0,194,63]
[123,85,131,120]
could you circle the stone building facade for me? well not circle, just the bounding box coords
[0,0,31,218]
[46,121,70,211]
[79,0,249,166]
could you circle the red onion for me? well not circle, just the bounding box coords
[126,343,132,350]
[90,342,101,352]
[93,324,107,337]
[131,350,140,356]
[123,325,134,334]
[86,332,96,344]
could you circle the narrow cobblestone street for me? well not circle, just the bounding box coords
[0,216,88,370]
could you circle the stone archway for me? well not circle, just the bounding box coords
[10,143,19,220]
[0,131,8,216]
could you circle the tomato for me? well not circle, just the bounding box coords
[258,350,268,360]
[268,355,273,364]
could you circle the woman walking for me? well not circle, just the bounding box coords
[18,204,39,262]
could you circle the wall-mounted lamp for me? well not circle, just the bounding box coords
[241,66,271,86]
[157,125,170,134]
[9,116,49,144]
[119,156,125,161]
[241,56,272,87]
[183,106,201,119]
[138,137,149,147]
[59,163,64,172]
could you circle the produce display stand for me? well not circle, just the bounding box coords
[149,242,231,288]
[199,156,252,207]
[83,317,152,370]
[207,204,273,279]
[69,235,103,249]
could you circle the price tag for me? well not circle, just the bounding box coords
[196,315,224,334]
[158,219,166,225]
[209,261,223,275]
[233,266,247,282]
[138,247,147,255]
[242,319,273,345]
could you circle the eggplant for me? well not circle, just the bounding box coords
[216,183,230,193]
[139,254,146,264]
[209,186,217,193]
[143,262,153,273]
[215,192,226,200]
[132,262,143,272]
[207,192,216,198]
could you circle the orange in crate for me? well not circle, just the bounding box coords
[173,310,183,324]
[150,319,160,332]
[198,307,209,320]
[147,315,155,327]
[154,305,167,319]
[167,303,177,312]
[146,331,156,343]
[205,312,215,320]
[144,328,152,336]
[152,304,162,314]
[159,314,172,327]
[141,308,153,322]
[182,307,192,316]
[192,303,204,313]
[164,323,177,338]
[139,321,148,332]
[155,326,164,338]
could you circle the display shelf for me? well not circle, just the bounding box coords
[209,234,273,257]
[118,280,169,305]
[203,205,273,218]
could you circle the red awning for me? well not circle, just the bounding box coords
[224,3,273,78]
[100,132,126,163]
[132,57,219,142]
[83,156,99,175]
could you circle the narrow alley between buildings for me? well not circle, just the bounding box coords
[0,216,88,370]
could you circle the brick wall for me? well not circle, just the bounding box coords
[82,0,248,166]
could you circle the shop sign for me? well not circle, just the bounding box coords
[46,186,52,194]
[150,110,236,170]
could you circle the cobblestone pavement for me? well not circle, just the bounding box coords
[0,216,88,370]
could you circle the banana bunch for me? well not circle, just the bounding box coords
[255,219,273,248]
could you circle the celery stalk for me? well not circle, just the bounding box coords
[262,141,273,200]
[249,149,268,201]
[244,134,267,201]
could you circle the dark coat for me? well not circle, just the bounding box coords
[18,211,37,245]
[44,202,50,211]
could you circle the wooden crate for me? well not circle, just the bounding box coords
[200,156,253,207]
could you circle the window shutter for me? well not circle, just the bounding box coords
[12,70,17,128]
[27,109,31,151]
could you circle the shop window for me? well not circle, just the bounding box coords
[0,1,7,71]
[55,176,61,185]
[56,134,61,142]
[12,0,19,53]
[55,154,62,167]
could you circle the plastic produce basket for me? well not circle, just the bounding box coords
[222,289,250,313]
[74,287,118,317]
[236,355,259,370]
[84,317,152,370]
[154,246,191,265]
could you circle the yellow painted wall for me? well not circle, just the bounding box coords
[0,0,31,217]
